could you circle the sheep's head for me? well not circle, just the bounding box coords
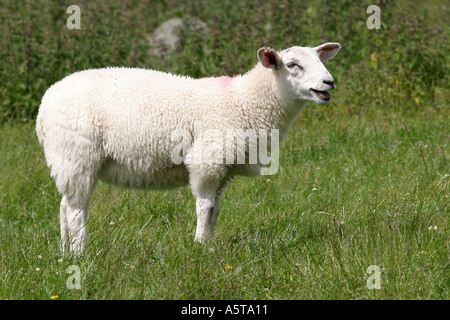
[257,43,341,105]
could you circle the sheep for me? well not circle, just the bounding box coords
[36,42,341,255]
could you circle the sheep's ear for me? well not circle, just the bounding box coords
[314,42,341,61]
[258,47,282,70]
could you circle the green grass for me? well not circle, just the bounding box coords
[0,106,448,300]
[0,0,448,300]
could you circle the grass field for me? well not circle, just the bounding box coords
[0,106,447,299]
[0,0,448,300]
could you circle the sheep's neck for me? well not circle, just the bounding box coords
[235,65,308,142]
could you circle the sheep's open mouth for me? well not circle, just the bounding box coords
[310,89,331,101]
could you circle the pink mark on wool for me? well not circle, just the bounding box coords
[214,76,234,96]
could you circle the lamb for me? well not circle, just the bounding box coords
[36,42,341,255]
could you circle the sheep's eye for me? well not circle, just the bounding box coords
[287,62,304,70]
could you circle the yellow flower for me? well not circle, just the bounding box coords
[225,265,233,270]
[51,295,58,300]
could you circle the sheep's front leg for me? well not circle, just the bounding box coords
[188,140,228,243]
[194,194,221,243]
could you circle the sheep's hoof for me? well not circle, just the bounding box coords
[194,234,212,244]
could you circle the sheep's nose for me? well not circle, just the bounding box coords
[323,79,335,89]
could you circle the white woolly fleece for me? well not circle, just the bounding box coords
[36,63,302,199]
[36,43,341,253]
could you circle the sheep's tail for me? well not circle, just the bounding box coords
[35,105,45,146]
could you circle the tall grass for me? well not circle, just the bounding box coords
[0,107,447,299]
[0,0,448,300]
[0,0,448,121]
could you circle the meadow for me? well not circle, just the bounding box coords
[0,0,448,300]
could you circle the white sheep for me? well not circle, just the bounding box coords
[36,43,341,254]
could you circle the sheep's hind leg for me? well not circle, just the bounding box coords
[58,167,98,256]
[59,195,69,254]
[59,194,90,256]
[66,203,88,255]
